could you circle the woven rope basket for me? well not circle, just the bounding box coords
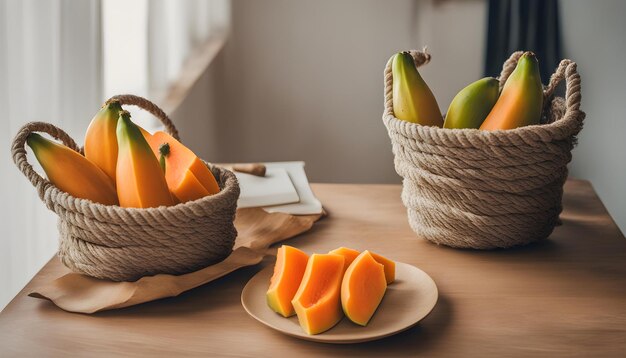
[383,51,585,249]
[12,94,240,281]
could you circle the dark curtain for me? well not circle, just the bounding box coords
[484,0,561,81]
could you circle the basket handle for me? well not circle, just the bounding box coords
[497,51,524,89]
[108,94,180,141]
[499,52,582,114]
[11,122,81,199]
[543,59,582,112]
[383,49,432,116]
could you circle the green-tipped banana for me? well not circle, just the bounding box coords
[444,77,500,129]
[26,133,118,205]
[116,110,174,208]
[480,52,543,130]
[392,52,443,127]
[84,99,123,182]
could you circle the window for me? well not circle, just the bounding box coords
[0,0,230,310]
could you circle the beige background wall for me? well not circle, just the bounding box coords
[175,0,487,183]
[560,0,626,233]
[172,0,626,231]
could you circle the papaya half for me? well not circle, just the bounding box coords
[267,245,309,317]
[291,254,345,335]
[144,131,220,203]
[341,251,387,326]
[329,247,395,284]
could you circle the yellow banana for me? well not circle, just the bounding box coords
[444,77,499,129]
[480,52,543,130]
[84,99,123,182]
[27,133,118,205]
[392,52,443,127]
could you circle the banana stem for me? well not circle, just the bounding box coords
[158,143,170,173]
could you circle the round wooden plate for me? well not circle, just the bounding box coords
[241,262,438,344]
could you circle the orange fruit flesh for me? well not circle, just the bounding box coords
[329,247,395,284]
[328,247,360,273]
[370,252,396,284]
[266,246,309,317]
[145,131,220,203]
[341,251,387,326]
[291,254,345,335]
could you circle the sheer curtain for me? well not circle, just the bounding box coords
[103,0,230,130]
[0,0,102,310]
[1,0,229,310]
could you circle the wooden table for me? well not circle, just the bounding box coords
[1,180,625,357]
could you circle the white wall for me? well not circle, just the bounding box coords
[560,0,626,233]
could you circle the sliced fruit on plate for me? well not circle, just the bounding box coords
[328,247,360,273]
[369,252,396,284]
[329,247,396,284]
[341,251,387,326]
[291,253,345,335]
[266,245,309,317]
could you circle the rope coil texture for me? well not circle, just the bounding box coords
[11,95,240,281]
[383,50,585,249]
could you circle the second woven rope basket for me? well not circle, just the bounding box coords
[383,51,585,249]
[11,95,240,281]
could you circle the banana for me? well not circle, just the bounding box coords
[444,77,500,129]
[84,99,123,182]
[27,133,118,205]
[392,52,443,127]
[116,110,174,208]
[480,52,543,130]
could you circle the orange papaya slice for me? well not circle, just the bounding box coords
[291,254,345,335]
[341,251,387,326]
[328,247,360,273]
[144,131,220,203]
[266,245,309,317]
[329,247,395,284]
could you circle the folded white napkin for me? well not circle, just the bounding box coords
[234,161,323,215]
